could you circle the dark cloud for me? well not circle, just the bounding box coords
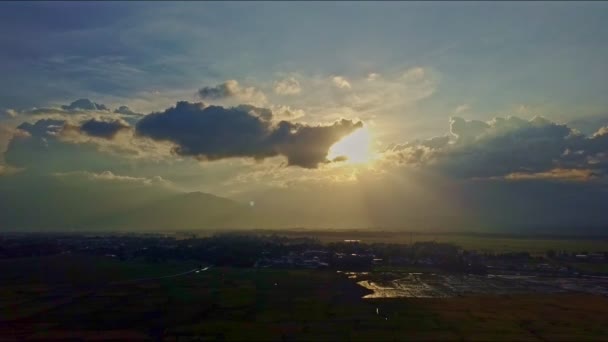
[198,81,239,100]
[16,99,112,116]
[113,105,141,116]
[235,104,272,121]
[61,98,108,111]
[269,119,363,168]
[444,117,576,178]
[449,116,489,141]
[420,135,450,149]
[18,118,130,141]
[17,119,65,137]
[392,135,450,151]
[136,101,362,168]
[1,109,16,119]
[6,118,138,175]
[568,114,608,136]
[8,119,83,172]
[112,106,144,126]
[587,126,608,152]
[78,118,131,139]
[390,115,608,181]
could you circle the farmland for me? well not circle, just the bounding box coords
[1,255,608,341]
[239,229,608,254]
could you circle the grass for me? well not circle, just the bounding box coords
[0,254,198,288]
[1,255,608,340]
[381,294,608,341]
[567,262,608,274]
[238,229,608,254]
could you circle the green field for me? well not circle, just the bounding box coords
[221,229,608,254]
[1,255,608,341]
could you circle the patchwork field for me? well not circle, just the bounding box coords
[235,229,608,254]
[1,255,607,341]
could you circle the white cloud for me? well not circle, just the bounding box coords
[270,105,306,120]
[340,67,437,114]
[2,109,17,119]
[263,67,438,128]
[454,104,470,114]
[198,80,268,106]
[53,170,172,186]
[516,104,530,114]
[332,76,352,89]
[593,126,608,138]
[58,123,175,161]
[0,124,29,175]
[402,67,426,82]
[366,73,380,81]
[273,77,301,95]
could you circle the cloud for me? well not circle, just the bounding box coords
[270,105,305,120]
[304,67,437,119]
[61,98,109,111]
[503,168,600,182]
[4,119,78,175]
[274,77,301,95]
[592,126,608,138]
[11,99,145,126]
[568,114,608,136]
[454,104,470,114]
[331,76,351,89]
[198,80,240,99]
[76,118,131,139]
[366,73,380,81]
[17,118,65,137]
[392,135,450,151]
[2,109,17,119]
[10,117,173,169]
[113,105,141,116]
[0,124,29,176]
[449,116,490,141]
[402,67,427,82]
[135,101,362,168]
[386,115,608,181]
[198,80,267,106]
[53,170,171,186]
[1,124,27,151]
[442,116,581,178]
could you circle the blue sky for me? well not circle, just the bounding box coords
[2,2,607,123]
[1,2,608,230]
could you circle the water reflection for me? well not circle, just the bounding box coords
[343,272,608,298]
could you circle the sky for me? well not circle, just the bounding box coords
[1,2,608,232]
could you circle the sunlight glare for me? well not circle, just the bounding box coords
[328,125,375,164]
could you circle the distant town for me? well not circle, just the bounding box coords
[2,232,607,278]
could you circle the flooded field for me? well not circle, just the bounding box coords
[351,272,608,298]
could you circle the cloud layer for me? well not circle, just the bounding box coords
[273,77,301,95]
[61,99,109,111]
[2,95,608,231]
[78,118,131,139]
[198,80,267,106]
[136,101,362,168]
[389,115,608,182]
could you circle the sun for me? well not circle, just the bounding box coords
[328,125,375,164]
